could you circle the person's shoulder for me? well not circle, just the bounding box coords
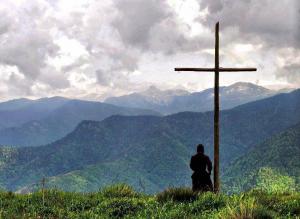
[204,154,211,160]
[191,154,197,159]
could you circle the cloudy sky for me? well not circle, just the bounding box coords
[0,0,299,101]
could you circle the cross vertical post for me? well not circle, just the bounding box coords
[214,22,220,193]
[174,21,256,193]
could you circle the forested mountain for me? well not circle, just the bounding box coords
[0,83,276,147]
[223,122,300,193]
[0,97,69,130]
[0,100,159,147]
[105,82,276,114]
[0,89,299,193]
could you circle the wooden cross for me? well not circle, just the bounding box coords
[175,22,257,193]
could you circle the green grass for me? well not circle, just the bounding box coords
[0,184,299,218]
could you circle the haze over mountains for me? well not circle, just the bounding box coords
[0,97,69,130]
[0,89,299,193]
[105,82,277,114]
[0,82,278,147]
[0,98,159,146]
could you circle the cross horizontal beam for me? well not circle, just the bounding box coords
[174,67,257,72]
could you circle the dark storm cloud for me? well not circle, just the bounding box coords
[8,73,33,96]
[113,0,170,47]
[0,13,11,35]
[95,69,111,86]
[91,0,210,88]
[199,0,300,85]
[148,17,212,54]
[199,0,299,48]
[0,29,58,80]
[38,66,71,89]
[113,0,212,54]
[95,68,130,88]
[200,0,223,13]
[0,1,64,94]
[95,49,139,87]
[277,63,300,85]
[297,5,300,46]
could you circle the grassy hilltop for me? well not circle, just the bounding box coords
[0,184,299,218]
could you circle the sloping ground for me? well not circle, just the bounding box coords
[223,122,300,193]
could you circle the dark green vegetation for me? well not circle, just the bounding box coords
[4,83,270,146]
[0,99,159,146]
[105,82,276,114]
[0,90,299,193]
[224,122,300,193]
[0,185,299,218]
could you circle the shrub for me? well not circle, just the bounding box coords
[221,195,256,219]
[191,192,227,213]
[255,167,296,193]
[100,184,139,198]
[156,187,197,203]
[251,191,300,217]
[97,198,145,218]
[34,205,59,218]
[272,196,300,216]
[252,206,277,219]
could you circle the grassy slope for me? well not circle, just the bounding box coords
[0,185,299,218]
[223,122,300,193]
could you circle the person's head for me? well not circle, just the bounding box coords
[197,144,204,153]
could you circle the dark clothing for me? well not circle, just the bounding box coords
[190,153,213,192]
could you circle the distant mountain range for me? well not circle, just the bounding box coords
[0,99,159,146]
[0,97,69,130]
[105,85,189,112]
[0,89,299,193]
[105,82,277,114]
[0,82,279,147]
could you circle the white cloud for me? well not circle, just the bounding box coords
[0,0,298,101]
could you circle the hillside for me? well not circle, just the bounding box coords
[0,90,299,193]
[105,82,276,114]
[0,100,159,146]
[0,83,277,147]
[223,122,300,193]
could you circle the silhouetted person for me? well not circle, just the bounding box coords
[190,144,213,192]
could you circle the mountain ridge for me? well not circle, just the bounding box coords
[0,89,299,192]
[0,96,70,130]
[105,82,277,114]
[0,99,160,147]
